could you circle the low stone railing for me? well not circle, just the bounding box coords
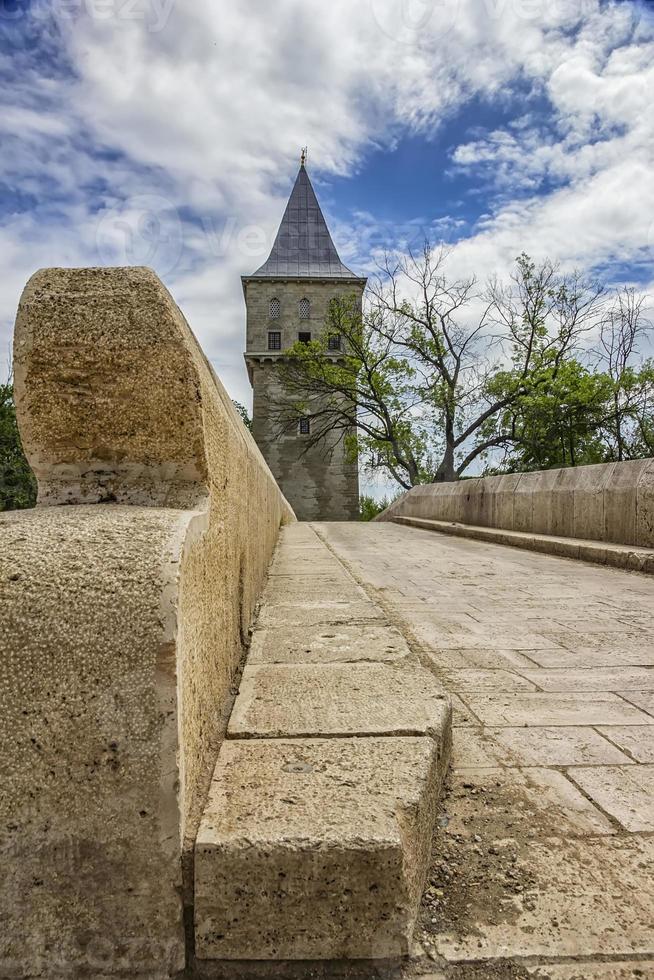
[377,460,654,557]
[0,268,293,978]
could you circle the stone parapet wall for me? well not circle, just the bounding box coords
[377,459,654,548]
[1,268,293,978]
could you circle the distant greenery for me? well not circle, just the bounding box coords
[232,400,252,431]
[0,383,36,511]
[359,493,402,521]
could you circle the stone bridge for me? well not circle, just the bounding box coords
[1,269,653,980]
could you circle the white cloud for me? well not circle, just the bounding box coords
[1,0,653,402]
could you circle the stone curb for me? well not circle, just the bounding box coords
[392,516,654,574]
[194,524,452,963]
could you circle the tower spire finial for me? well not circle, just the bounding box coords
[300,146,307,166]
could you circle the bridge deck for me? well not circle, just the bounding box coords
[316,521,654,979]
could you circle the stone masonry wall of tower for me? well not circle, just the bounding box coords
[244,278,363,521]
[242,162,366,521]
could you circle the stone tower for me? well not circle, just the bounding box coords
[242,161,366,521]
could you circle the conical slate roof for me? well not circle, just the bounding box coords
[251,164,360,279]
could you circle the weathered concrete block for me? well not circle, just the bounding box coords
[402,483,437,520]
[603,459,651,545]
[460,477,482,525]
[227,663,451,739]
[195,737,447,960]
[379,460,654,551]
[531,468,566,536]
[547,467,576,538]
[0,506,189,978]
[494,473,522,530]
[571,463,614,541]
[475,474,503,528]
[636,460,654,548]
[513,471,539,532]
[450,481,469,523]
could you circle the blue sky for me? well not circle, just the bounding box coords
[1,0,653,428]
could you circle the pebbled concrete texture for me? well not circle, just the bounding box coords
[378,458,654,548]
[0,505,190,978]
[3,268,293,978]
[194,522,452,964]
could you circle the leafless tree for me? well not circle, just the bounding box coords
[598,287,653,459]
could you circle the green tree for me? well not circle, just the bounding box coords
[0,383,36,510]
[232,400,252,431]
[625,359,654,457]
[486,359,614,472]
[276,294,436,489]
[277,249,610,487]
[359,493,401,521]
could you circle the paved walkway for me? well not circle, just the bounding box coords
[315,521,654,980]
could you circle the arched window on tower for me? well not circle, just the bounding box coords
[269,298,281,319]
[298,298,310,319]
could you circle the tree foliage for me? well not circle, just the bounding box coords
[232,399,252,431]
[276,247,652,487]
[0,383,36,511]
[359,493,401,521]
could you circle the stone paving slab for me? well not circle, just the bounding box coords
[435,836,654,961]
[228,663,451,739]
[453,726,633,768]
[528,963,654,979]
[266,559,353,576]
[524,648,654,668]
[408,621,568,651]
[256,600,384,628]
[433,668,538,692]
[445,766,614,836]
[259,576,362,603]
[195,737,445,960]
[276,524,322,544]
[196,521,454,965]
[618,692,654,717]
[599,726,654,763]
[518,667,654,692]
[422,648,541,671]
[266,564,353,579]
[535,630,654,658]
[248,622,414,664]
[462,692,654,727]
[569,765,654,831]
[546,616,645,632]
